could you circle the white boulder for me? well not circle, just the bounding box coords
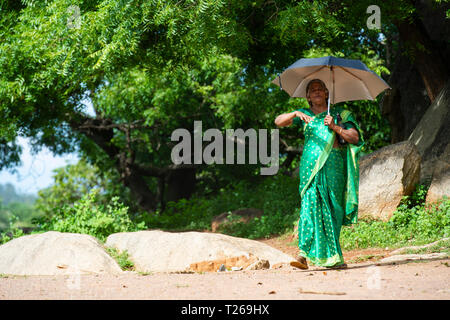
[0,231,122,275]
[106,230,295,272]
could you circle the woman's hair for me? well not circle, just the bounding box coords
[306,79,329,107]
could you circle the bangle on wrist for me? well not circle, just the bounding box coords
[339,127,343,134]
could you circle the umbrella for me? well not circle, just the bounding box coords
[271,56,390,114]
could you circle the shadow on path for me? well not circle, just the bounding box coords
[293,256,449,272]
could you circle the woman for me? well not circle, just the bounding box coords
[275,79,364,269]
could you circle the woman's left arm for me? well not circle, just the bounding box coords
[324,115,359,145]
[335,126,359,145]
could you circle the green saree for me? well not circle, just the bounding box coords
[293,106,364,267]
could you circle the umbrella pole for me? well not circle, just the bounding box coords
[328,66,332,115]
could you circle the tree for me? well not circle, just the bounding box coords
[2,0,438,213]
[273,0,449,102]
[1,0,256,211]
[34,158,135,217]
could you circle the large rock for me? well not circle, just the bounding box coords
[359,141,421,221]
[105,230,295,273]
[379,253,448,265]
[408,80,450,184]
[426,157,450,203]
[0,231,123,276]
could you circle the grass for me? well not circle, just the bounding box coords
[401,238,450,255]
[347,254,376,264]
[105,247,135,271]
[340,189,449,251]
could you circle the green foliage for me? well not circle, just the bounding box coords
[143,174,300,238]
[144,197,212,231]
[141,178,449,247]
[0,0,413,213]
[0,183,40,232]
[0,215,25,245]
[341,185,450,250]
[34,159,138,218]
[105,247,135,271]
[217,211,297,240]
[402,238,450,255]
[33,188,146,242]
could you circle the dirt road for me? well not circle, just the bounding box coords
[1,258,449,300]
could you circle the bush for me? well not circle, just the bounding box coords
[33,188,146,242]
[142,174,301,239]
[0,216,25,245]
[143,197,212,231]
[340,184,449,250]
[105,247,135,271]
[217,210,298,239]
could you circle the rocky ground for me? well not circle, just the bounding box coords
[1,235,449,300]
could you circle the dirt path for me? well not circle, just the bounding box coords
[1,259,449,300]
[1,236,449,300]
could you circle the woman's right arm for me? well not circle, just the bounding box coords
[274,111,312,127]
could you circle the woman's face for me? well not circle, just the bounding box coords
[307,82,328,105]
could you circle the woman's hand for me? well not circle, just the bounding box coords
[324,115,336,130]
[324,115,360,145]
[274,111,312,127]
[295,111,313,124]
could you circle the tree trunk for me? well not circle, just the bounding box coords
[70,116,158,212]
[165,168,197,203]
[122,171,158,212]
[395,14,449,102]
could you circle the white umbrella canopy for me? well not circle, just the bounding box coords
[272,56,390,112]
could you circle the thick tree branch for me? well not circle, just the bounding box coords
[68,113,159,211]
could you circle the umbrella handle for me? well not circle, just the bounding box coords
[278,74,283,91]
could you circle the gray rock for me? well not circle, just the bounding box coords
[0,231,123,276]
[390,238,450,255]
[408,80,450,184]
[359,141,421,221]
[426,155,450,203]
[218,264,226,272]
[105,230,295,273]
[245,259,270,271]
[379,253,448,265]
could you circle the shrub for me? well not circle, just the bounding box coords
[33,188,146,242]
[105,247,135,271]
[142,174,301,239]
[0,214,25,245]
[341,184,449,250]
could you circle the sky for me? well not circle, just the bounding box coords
[0,137,79,196]
[0,101,94,197]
